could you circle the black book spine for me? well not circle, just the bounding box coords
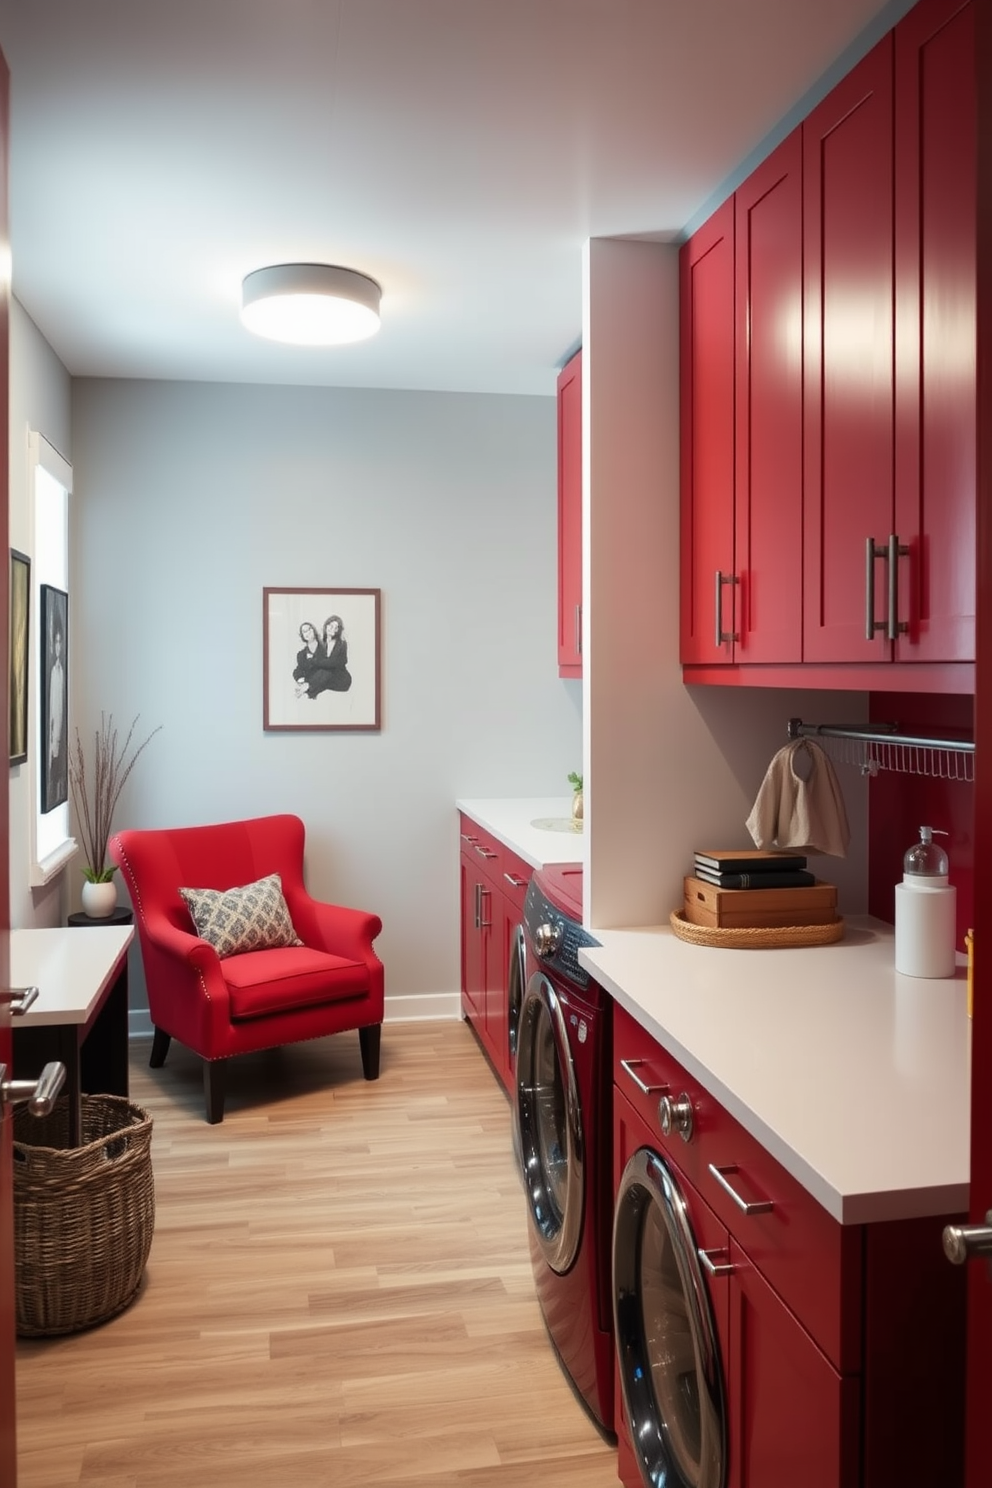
[694,870,817,890]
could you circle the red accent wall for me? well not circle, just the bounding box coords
[866,691,974,949]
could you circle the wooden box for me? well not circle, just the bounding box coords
[683,875,838,929]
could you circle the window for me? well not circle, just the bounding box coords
[29,431,76,884]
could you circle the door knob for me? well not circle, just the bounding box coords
[943,1212,992,1266]
[0,1061,66,1117]
[659,1092,694,1142]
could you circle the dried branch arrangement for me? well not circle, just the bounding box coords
[68,714,162,881]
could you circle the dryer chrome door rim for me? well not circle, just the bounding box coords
[613,1147,727,1488]
[507,922,526,1065]
[515,971,584,1275]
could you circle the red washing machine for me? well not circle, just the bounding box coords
[515,865,615,1438]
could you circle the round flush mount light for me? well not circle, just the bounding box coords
[240,263,382,346]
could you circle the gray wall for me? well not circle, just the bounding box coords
[69,378,582,1016]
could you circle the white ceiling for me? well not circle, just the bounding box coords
[0,0,909,397]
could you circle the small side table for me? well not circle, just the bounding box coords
[67,907,134,930]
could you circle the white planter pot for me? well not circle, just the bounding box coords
[81,880,118,919]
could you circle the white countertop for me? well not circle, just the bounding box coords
[456,796,584,870]
[579,918,970,1226]
[11,925,134,1026]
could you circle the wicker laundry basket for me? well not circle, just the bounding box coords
[12,1094,155,1337]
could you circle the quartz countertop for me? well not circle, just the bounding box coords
[579,918,970,1226]
[456,796,584,870]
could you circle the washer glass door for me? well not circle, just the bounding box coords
[515,972,584,1274]
[507,923,526,1066]
[614,1147,727,1488]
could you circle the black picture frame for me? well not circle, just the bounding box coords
[40,583,69,813]
[262,587,382,732]
[9,548,30,766]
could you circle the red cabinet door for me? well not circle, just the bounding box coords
[894,0,976,662]
[726,1241,861,1488]
[803,37,895,663]
[734,128,804,663]
[557,351,583,677]
[459,845,484,1029]
[680,198,736,664]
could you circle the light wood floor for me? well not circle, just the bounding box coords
[15,1020,620,1487]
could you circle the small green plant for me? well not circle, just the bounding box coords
[567,771,583,793]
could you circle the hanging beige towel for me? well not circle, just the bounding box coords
[745,739,851,857]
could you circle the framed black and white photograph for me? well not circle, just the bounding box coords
[263,587,381,732]
[40,583,69,812]
[9,548,30,766]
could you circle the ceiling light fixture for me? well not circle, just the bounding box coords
[240,263,382,346]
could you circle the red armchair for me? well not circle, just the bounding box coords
[110,814,384,1123]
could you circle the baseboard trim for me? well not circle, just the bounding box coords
[128,991,461,1041]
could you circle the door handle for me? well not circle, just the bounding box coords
[574,603,582,657]
[698,1247,735,1277]
[708,1162,774,1215]
[943,1212,992,1265]
[866,537,888,640]
[618,1058,669,1096]
[0,1060,66,1118]
[714,570,739,647]
[0,986,39,1015]
[886,532,909,641]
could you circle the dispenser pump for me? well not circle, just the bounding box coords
[903,826,949,885]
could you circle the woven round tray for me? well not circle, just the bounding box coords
[670,910,845,950]
[13,1094,155,1337]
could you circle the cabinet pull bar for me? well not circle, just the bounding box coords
[865,537,888,640]
[474,845,498,860]
[473,882,481,931]
[478,886,492,930]
[886,533,909,641]
[504,873,528,889]
[460,833,479,844]
[698,1247,734,1277]
[575,604,582,657]
[708,1162,773,1215]
[619,1058,669,1096]
[714,571,739,647]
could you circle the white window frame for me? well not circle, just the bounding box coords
[28,430,77,885]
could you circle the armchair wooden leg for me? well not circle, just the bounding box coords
[359,1024,382,1081]
[204,1059,226,1124]
[150,1027,172,1068]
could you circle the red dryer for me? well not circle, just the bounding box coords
[514,864,615,1438]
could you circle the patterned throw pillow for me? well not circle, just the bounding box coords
[179,873,303,959]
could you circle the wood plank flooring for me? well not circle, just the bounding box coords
[15,1020,620,1487]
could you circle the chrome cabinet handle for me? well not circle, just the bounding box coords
[944,1212,992,1265]
[504,873,528,890]
[478,886,492,930]
[0,1060,66,1117]
[887,532,909,641]
[1,986,39,1015]
[714,570,739,647]
[619,1058,669,1096]
[473,882,481,931]
[866,537,887,640]
[708,1162,773,1215]
[574,603,582,657]
[659,1092,694,1143]
[460,832,479,844]
[474,845,498,860]
[698,1247,734,1277]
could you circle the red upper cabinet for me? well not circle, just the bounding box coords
[893,0,976,663]
[557,350,583,678]
[803,37,895,664]
[680,199,736,664]
[734,128,804,663]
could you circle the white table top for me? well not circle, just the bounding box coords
[456,796,584,870]
[579,917,970,1226]
[11,926,134,1027]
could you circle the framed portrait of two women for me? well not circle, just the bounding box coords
[263,587,381,732]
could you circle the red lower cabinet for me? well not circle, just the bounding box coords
[458,813,532,1094]
[612,1002,964,1488]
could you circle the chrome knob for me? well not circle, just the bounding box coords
[659,1092,694,1143]
[534,922,563,957]
[0,1060,66,1117]
[943,1213,992,1265]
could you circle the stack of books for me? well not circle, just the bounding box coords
[684,849,837,929]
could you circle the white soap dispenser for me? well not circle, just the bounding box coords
[894,826,957,978]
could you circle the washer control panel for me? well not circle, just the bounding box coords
[524,879,599,989]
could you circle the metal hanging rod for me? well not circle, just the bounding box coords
[787,717,975,782]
